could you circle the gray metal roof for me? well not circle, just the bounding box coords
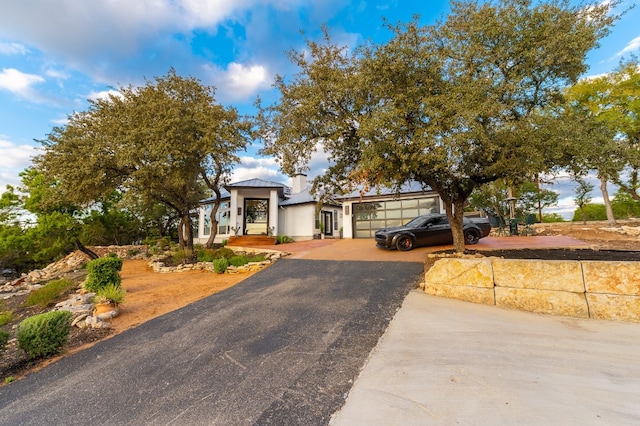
[225,178,287,189]
[279,188,316,206]
[336,181,433,200]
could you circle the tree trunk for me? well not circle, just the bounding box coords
[75,239,99,260]
[444,199,467,253]
[205,201,221,248]
[178,213,194,254]
[599,176,616,226]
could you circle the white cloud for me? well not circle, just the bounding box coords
[0,68,45,100]
[229,155,285,183]
[87,89,122,101]
[216,62,270,101]
[0,42,29,55]
[0,138,38,190]
[617,35,640,57]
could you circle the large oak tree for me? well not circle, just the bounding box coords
[36,69,249,252]
[259,0,616,251]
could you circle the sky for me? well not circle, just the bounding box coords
[0,0,638,219]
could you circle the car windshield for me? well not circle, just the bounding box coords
[404,216,428,228]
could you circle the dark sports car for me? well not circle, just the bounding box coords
[374,213,492,251]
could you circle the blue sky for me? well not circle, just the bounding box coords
[0,0,638,218]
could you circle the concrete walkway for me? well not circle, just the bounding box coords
[330,292,640,425]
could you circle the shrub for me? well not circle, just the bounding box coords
[0,309,13,327]
[228,255,248,267]
[214,247,235,259]
[84,257,123,292]
[276,235,294,244]
[26,278,76,307]
[0,330,9,353]
[94,283,126,305]
[17,311,72,359]
[197,248,217,262]
[213,258,228,274]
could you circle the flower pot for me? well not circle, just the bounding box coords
[93,301,117,316]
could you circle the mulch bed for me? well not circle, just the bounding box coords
[466,248,640,262]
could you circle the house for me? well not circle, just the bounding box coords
[194,174,342,244]
[195,175,443,244]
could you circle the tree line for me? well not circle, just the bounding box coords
[1,0,637,273]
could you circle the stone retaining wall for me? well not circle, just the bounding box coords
[424,257,640,322]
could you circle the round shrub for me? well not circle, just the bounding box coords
[84,257,123,293]
[213,258,228,274]
[17,311,73,359]
[214,247,235,259]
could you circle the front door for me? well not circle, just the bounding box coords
[323,211,333,235]
[244,199,269,235]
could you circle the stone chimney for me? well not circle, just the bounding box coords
[291,174,308,194]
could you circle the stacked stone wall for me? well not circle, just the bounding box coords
[424,257,640,322]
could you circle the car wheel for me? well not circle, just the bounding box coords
[464,229,480,245]
[396,235,414,251]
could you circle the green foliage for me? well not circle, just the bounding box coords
[94,283,126,305]
[228,255,248,267]
[84,257,123,292]
[0,310,13,327]
[612,191,640,218]
[196,247,236,262]
[35,69,250,252]
[573,177,594,223]
[276,235,294,244]
[468,179,558,224]
[26,278,76,308]
[564,56,640,201]
[572,204,606,222]
[258,0,617,252]
[4,376,14,384]
[539,213,565,223]
[17,311,72,359]
[0,330,9,353]
[213,258,228,274]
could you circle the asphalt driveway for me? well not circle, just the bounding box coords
[0,259,423,425]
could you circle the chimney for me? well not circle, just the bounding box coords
[291,174,308,194]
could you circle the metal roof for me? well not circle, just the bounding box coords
[225,178,288,189]
[336,181,433,200]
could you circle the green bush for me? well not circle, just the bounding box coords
[26,278,76,307]
[17,311,72,359]
[0,330,9,353]
[84,257,123,292]
[228,255,248,267]
[213,258,228,274]
[214,247,235,259]
[0,310,13,327]
[276,235,294,244]
[197,248,217,262]
[572,204,606,222]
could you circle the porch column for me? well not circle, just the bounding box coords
[269,189,278,235]
[230,189,241,235]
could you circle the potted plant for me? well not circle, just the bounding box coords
[319,222,325,239]
[93,283,126,316]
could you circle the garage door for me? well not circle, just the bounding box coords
[352,197,440,238]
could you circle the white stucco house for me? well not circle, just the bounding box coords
[194,174,342,244]
[194,175,443,244]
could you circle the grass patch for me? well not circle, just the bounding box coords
[26,278,76,308]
